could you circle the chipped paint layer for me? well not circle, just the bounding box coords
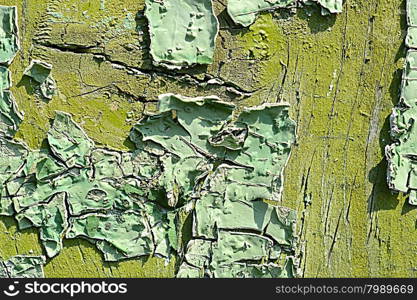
[227,0,297,27]
[0,256,45,278]
[130,94,297,278]
[3,111,174,261]
[0,8,22,138]
[227,0,343,27]
[145,0,219,69]
[0,88,297,277]
[23,60,56,100]
[0,6,19,65]
[386,0,417,205]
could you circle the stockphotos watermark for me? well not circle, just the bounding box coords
[2,281,128,297]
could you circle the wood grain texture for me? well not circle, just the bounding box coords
[0,0,414,278]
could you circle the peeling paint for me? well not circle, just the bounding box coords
[227,0,343,27]
[0,256,45,278]
[3,111,174,262]
[227,0,297,27]
[0,3,360,277]
[145,0,219,69]
[0,7,22,138]
[23,60,57,100]
[386,0,417,205]
[0,88,297,277]
[0,6,19,65]
[130,94,297,277]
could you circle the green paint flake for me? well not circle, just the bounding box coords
[48,111,94,168]
[315,0,343,14]
[0,6,19,65]
[15,193,68,258]
[66,209,171,261]
[0,8,22,139]
[23,60,57,100]
[0,140,29,216]
[144,0,219,69]
[408,0,417,26]
[0,256,45,278]
[1,110,176,262]
[0,66,10,92]
[227,0,297,27]
[0,91,23,136]
[387,0,417,205]
[227,0,343,27]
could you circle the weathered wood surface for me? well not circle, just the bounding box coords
[0,0,414,277]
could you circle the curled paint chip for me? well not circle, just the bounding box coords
[47,111,94,168]
[16,193,68,258]
[386,0,417,205]
[0,6,19,65]
[23,60,57,100]
[227,0,297,27]
[145,0,219,69]
[0,256,45,278]
[227,0,343,27]
[314,0,343,14]
[0,91,23,137]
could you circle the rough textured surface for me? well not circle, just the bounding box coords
[386,0,417,206]
[227,0,297,27]
[0,5,19,65]
[0,256,45,278]
[132,94,297,277]
[0,0,414,279]
[4,111,176,263]
[23,60,56,100]
[1,90,297,277]
[227,0,343,27]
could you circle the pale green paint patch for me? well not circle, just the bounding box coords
[314,0,343,14]
[227,0,343,27]
[15,193,67,258]
[0,140,28,216]
[23,60,56,100]
[0,5,22,138]
[0,6,19,65]
[0,256,45,278]
[0,91,23,136]
[227,0,297,27]
[48,111,94,168]
[0,60,22,138]
[144,0,219,69]
[66,209,171,261]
